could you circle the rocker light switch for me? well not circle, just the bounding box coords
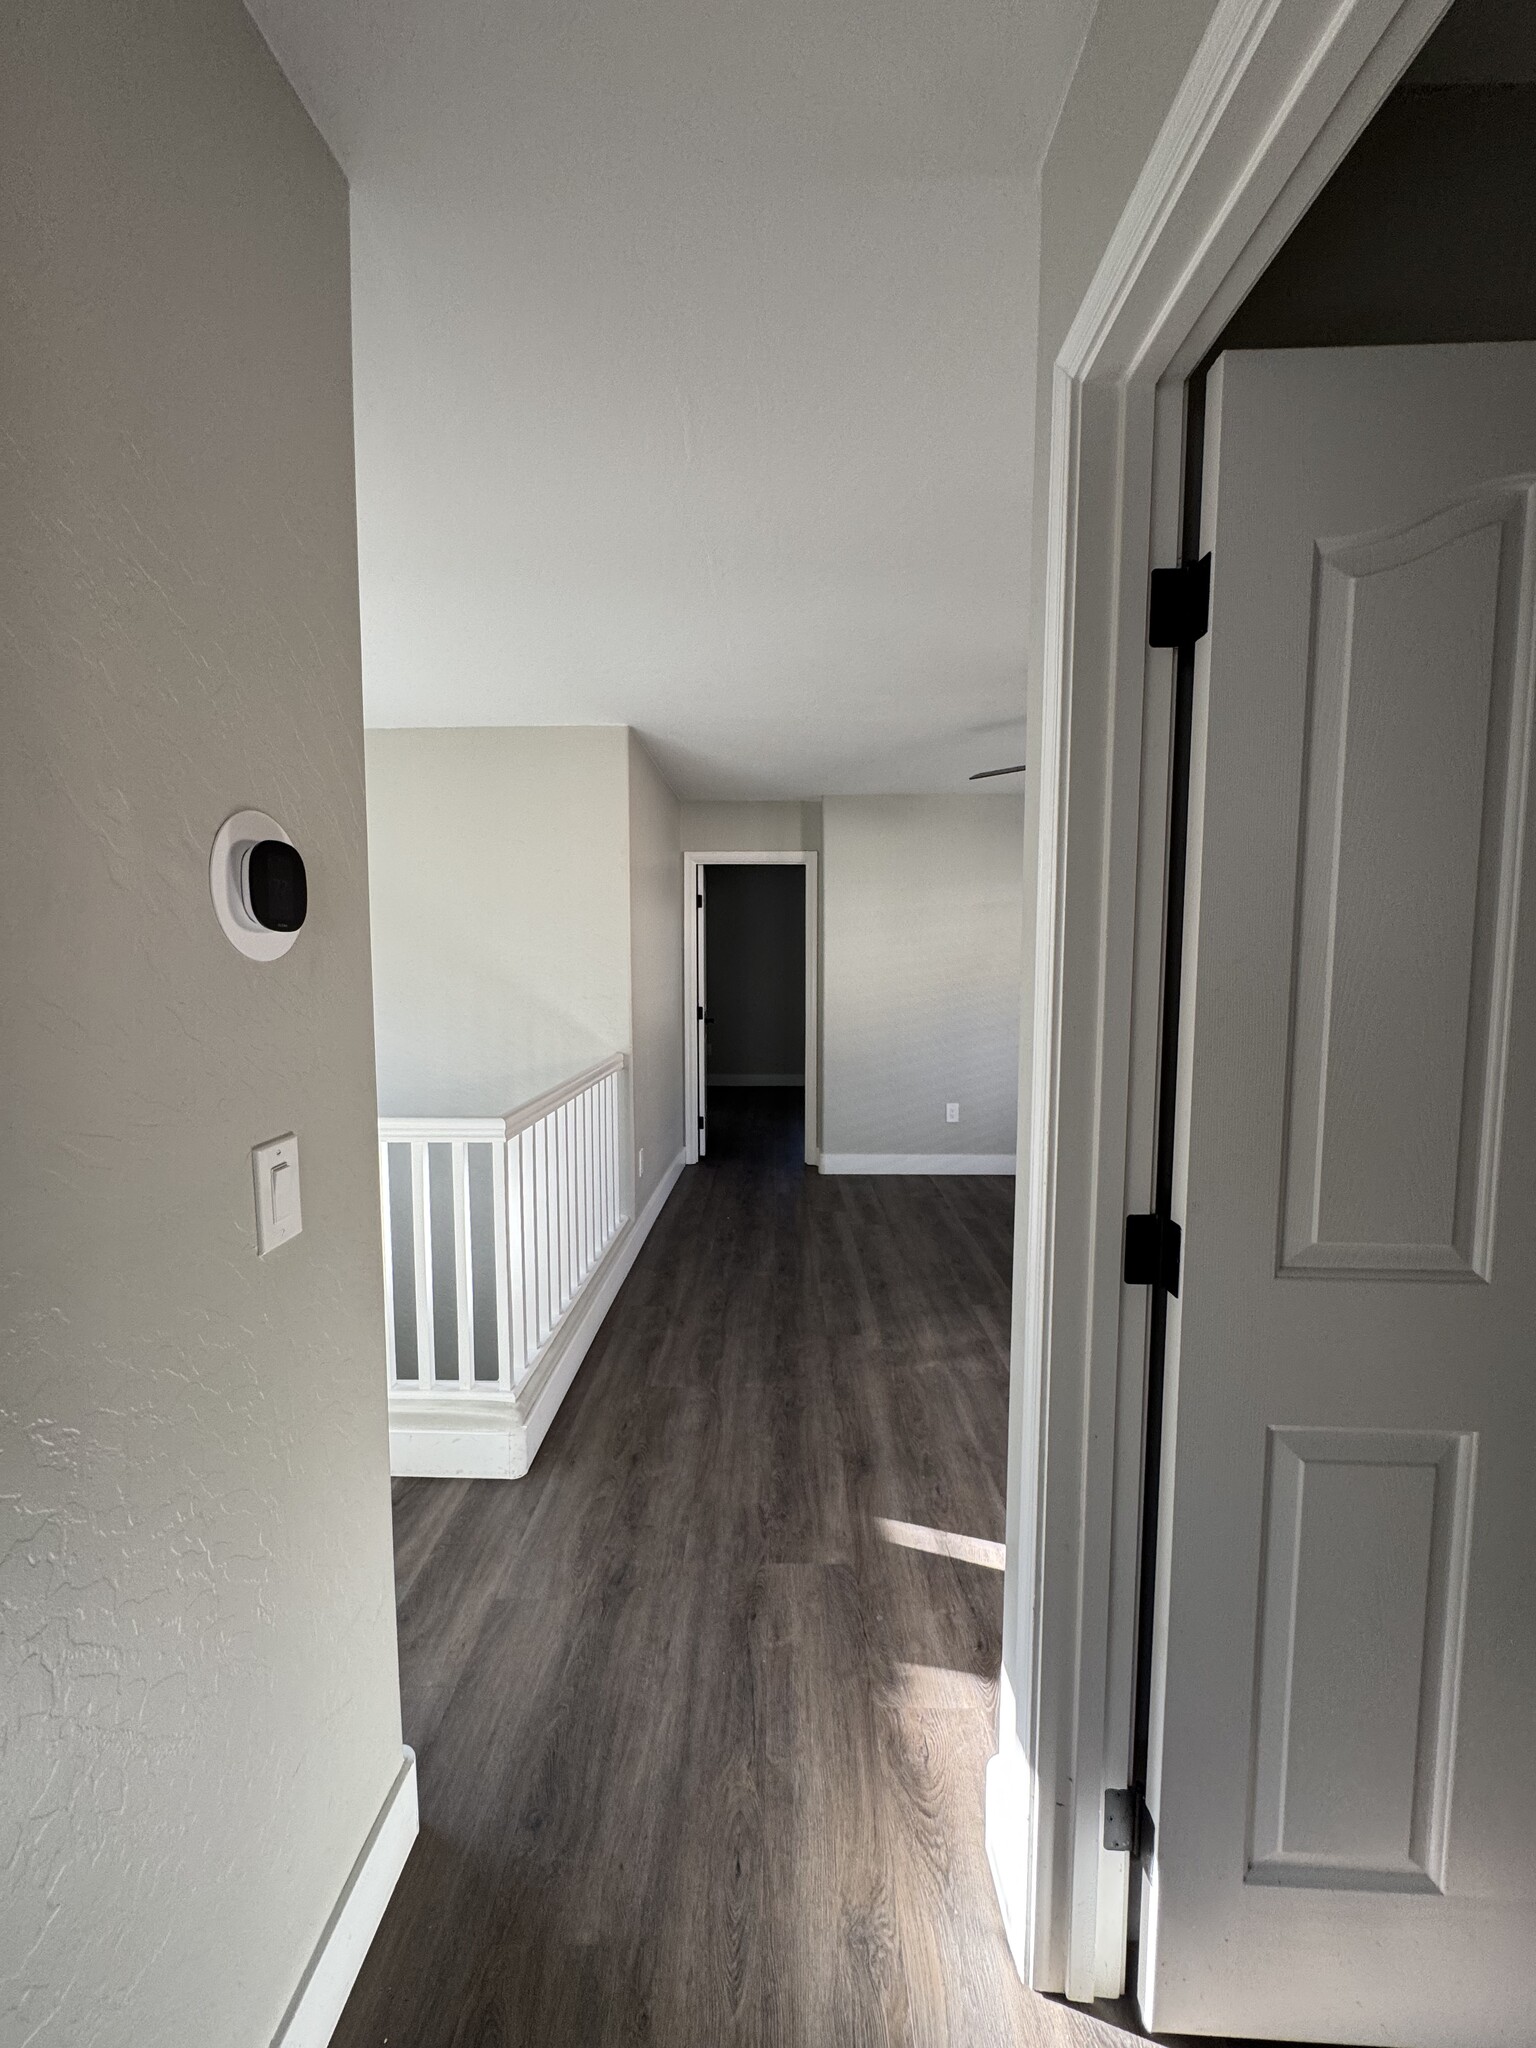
[252,1133,302,1254]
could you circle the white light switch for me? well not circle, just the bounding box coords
[946,1102,960,1124]
[252,1133,302,1254]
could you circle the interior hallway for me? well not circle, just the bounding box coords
[335,1091,1162,2045]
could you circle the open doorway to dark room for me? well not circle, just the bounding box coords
[703,863,806,1164]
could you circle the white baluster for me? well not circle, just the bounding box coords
[451,1139,472,1386]
[522,1125,539,1371]
[493,1132,515,1392]
[575,1097,585,1284]
[578,1094,589,1275]
[538,1114,554,1349]
[577,1095,588,1276]
[558,1101,573,1313]
[608,1069,620,1229]
[410,1138,435,1386]
[598,1075,610,1244]
[609,1074,618,1234]
[590,1083,602,1254]
[581,1085,594,1276]
[380,1140,398,1384]
[606,1070,617,1238]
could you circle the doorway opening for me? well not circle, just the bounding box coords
[699,863,806,1167]
[683,850,819,1171]
[997,0,1536,2028]
[1100,0,1536,2031]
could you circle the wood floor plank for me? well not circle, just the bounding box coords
[336,1088,1248,2048]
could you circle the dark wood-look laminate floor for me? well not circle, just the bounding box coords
[333,1090,1206,2048]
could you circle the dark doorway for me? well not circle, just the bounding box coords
[703,863,806,1163]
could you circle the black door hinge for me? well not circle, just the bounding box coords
[698,1115,705,1130]
[1104,1787,1153,1858]
[1148,553,1211,648]
[697,1004,704,1019]
[1124,1212,1181,1297]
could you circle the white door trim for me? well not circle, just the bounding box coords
[682,851,819,1167]
[1001,0,1457,2006]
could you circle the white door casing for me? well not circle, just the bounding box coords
[1139,343,1536,2047]
[696,864,708,1157]
[987,0,1460,2004]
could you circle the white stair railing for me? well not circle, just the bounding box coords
[378,1054,629,1399]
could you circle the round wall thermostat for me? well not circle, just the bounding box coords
[210,809,308,961]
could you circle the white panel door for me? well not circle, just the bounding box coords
[695,865,708,1157]
[1141,345,1536,2047]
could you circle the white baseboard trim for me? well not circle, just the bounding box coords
[709,1073,805,1087]
[388,1149,686,1480]
[985,1673,1032,1988]
[819,1152,1016,1176]
[272,1746,418,2048]
[387,1408,521,1479]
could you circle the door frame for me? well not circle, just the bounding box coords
[682,851,819,1168]
[992,0,1459,2008]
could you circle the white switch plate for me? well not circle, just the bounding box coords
[252,1133,302,1254]
[637,1148,645,1179]
[946,1102,960,1124]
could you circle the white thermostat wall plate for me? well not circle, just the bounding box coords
[210,808,298,960]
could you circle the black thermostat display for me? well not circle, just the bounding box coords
[245,839,308,933]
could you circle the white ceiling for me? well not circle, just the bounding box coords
[244,0,1096,797]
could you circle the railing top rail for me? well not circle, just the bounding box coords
[502,1053,626,1139]
[379,1115,509,1140]
[377,1056,626,1146]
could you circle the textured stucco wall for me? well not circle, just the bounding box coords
[0,3,404,2041]
[627,735,685,1195]
[821,795,1025,1156]
[365,727,633,1116]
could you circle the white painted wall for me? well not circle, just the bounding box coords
[366,725,687,1191]
[821,796,1025,1160]
[365,727,632,1116]
[680,800,822,852]
[628,734,686,1194]
[0,3,405,2040]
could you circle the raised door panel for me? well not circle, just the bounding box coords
[1247,1427,1476,1894]
[1279,485,1536,1279]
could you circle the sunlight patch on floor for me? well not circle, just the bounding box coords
[876,1516,1006,1570]
[892,1660,996,1711]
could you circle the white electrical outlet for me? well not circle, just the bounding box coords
[945,1102,960,1124]
[637,1147,645,1179]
